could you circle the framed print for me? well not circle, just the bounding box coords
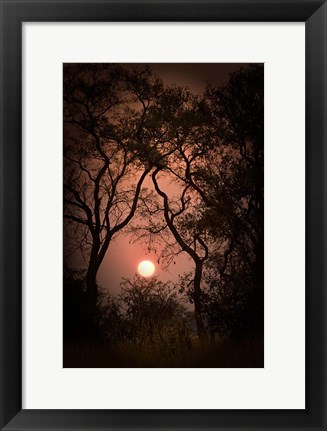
[0,0,326,430]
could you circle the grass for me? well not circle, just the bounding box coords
[63,336,264,368]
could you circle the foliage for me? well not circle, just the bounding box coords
[98,276,193,354]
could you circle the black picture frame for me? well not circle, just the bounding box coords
[0,0,326,430]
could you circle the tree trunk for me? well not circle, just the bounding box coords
[86,260,100,310]
[193,262,206,338]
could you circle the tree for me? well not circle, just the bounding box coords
[194,64,264,337]
[64,64,168,308]
[135,92,213,337]
[151,168,210,337]
[137,65,264,338]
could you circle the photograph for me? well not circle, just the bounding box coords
[63,63,264,368]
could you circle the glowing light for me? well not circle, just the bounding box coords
[138,260,155,277]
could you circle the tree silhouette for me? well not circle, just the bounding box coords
[64,64,167,307]
[195,64,264,337]
[135,65,264,338]
[135,92,213,337]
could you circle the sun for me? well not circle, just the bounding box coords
[138,260,155,277]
